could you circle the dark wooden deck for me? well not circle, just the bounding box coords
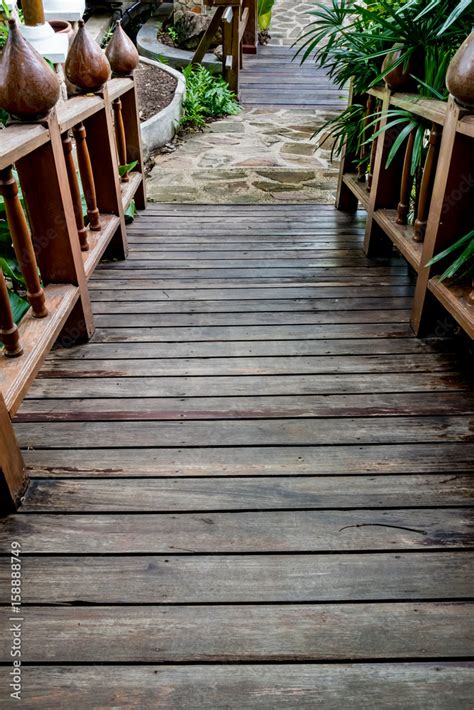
[0,202,473,706]
[240,45,346,110]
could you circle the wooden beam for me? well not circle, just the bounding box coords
[0,392,26,512]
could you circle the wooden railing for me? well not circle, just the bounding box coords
[0,76,145,511]
[337,87,474,339]
[192,0,256,95]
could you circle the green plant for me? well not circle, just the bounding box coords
[119,161,138,178]
[258,0,276,31]
[0,0,11,48]
[125,199,137,224]
[179,65,240,129]
[297,0,474,166]
[167,26,179,44]
[426,230,474,281]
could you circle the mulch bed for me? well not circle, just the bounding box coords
[135,61,178,122]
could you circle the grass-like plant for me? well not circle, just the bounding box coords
[298,0,474,172]
[426,231,474,282]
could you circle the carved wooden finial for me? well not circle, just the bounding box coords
[65,19,111,93]
[105,20,140,76]
[0,18,60,120]
[446,31,474,108]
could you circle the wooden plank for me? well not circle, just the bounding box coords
[0,603,472,661]
[90,279,414,291]
[23,443,474,477]
[0,124,50,171]
[13,416,473,449]
[89,286,414,302]
[0,393,26,511]
[25,373,470,399]
[20,474,474,512]
[41,337,442,359]
[13,664,474,709]
[90,297,414,314]
[3,552,474,603]
[36,353,456,378]
[17,391,474,421]
[93,268,409,280]
[125,250,373,261]
[92,311,411,327]
[55,93,104,133]
[1,509,472,553]
[90,323,416,342]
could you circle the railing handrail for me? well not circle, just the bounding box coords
[0,74,146,511]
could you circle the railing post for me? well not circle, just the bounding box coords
[119,83,146,210]
[0,166,48,318]
[0,392,27,512]
[0,268,23,358]
[242,0,257,54]
[16,111,95,345]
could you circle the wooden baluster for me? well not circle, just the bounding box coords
[413,123,442,242]
[367,125,378,191]
[73,122,101,231]
[0,267,23,357]
[113,98,129,183]
[358,95,374,182]
[367,100,380,191]
[62,131,89,251]
[396,128,416,225]
[0,167,48,318]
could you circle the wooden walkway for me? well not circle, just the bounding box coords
[240,45,346,110]
[1,203,473,706]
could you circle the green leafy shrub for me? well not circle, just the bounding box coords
[180,65,240,129]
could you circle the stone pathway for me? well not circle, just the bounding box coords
[147,107,337,204]
[146,0,340,205]
[267,0,316,47]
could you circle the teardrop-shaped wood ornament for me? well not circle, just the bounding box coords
[446,31,474,108]
[105,20,140,76]
[0,19,60,120]
[65,20,111,93]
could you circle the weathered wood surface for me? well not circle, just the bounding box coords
[13,416,474,449]
[20,474,474,511]
[0,509,472,553]
[0,604,472,662]
[12,664,474,709]
[1,552,473,603]
[1,204,472,705]
[240,46,347,109]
